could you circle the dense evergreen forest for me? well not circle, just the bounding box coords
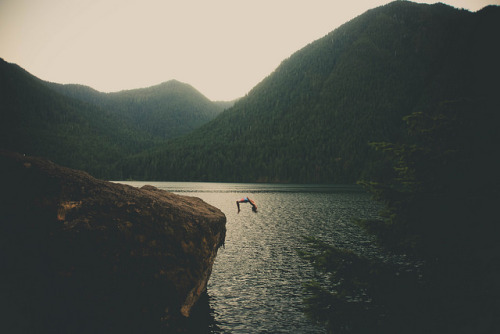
[292,5,500,333]
[0,60,145,177]
[119,2,500,183]
[300,96,500,333]
[0,60,229,177]
[1,1,499,184]
[47,80,232,140]
[2,1,499,332]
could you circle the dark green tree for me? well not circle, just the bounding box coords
[300,99,500,333]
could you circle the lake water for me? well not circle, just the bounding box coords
[119,182,383,333]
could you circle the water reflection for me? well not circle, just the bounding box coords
[118,181,365,194]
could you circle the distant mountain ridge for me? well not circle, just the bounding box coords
[46,79,232,139]
[0,58,231,177]
[2,1,499,183]
[119,1,500,183]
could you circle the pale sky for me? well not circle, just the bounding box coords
[1,0,498,101]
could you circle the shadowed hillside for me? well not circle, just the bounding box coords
[119,1,499,183]
[1,2,498,183]
[48,80,231,139]
[0,59,152,177]
[0,60,230,178]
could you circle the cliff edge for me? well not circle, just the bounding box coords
[0,150,226,333]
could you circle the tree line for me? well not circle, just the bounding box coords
[299,96,500,333]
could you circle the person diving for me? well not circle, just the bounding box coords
[236,197,257,213]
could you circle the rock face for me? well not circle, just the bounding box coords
[0,150,226,333]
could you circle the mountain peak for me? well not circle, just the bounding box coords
[119,1,500,183]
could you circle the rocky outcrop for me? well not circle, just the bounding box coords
[0,150,226,333]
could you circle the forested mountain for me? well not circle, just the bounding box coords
[120,1,500,183]
[0,59,151,177]
[47,80,231,139]
[2,1,499,183]
[0,59,230,177]
[294,4,500,332]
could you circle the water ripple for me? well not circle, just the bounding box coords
[121,182,382,333]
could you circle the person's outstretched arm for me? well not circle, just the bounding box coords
[248,199,257,212]
[236,201,241,213]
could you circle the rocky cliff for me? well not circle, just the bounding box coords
[0,150,226,333]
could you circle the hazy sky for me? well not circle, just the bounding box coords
[1,0,498,100]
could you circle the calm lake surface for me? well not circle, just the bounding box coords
[119,182,383,333]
